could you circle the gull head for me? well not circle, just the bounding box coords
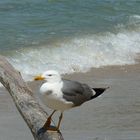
[34,70,61,83]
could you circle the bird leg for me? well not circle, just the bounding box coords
[56,112,63,130]
[37,110,56,135]
[43,110,56,129]
[45,112,63,132]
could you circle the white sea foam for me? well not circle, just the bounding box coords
[6,15,140,80]
[129,15,140,25]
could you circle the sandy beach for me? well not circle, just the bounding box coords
[0,63,140,140]
[1,0,140,139]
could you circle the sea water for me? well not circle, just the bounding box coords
[0,0,140,79]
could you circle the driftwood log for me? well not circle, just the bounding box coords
[0,55,64,140]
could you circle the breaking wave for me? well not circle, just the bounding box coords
[4,15,140,80]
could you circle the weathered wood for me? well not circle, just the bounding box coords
[0,55,64,140]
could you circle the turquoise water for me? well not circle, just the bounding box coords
[0,0,140,79]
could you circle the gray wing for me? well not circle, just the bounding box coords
[62,79,94,106]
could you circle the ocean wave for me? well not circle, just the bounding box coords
[4,15,140,80]
[7,31,140,79]
[129,15,140,25]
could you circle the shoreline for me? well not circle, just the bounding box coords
[0,63,140,140]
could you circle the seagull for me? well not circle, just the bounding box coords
[34,70,109,134]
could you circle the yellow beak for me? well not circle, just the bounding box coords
[34,74,45,81]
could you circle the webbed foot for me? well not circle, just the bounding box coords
[47,125,60,132]
[37,125,60,136]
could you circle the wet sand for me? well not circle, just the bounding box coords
[0,64,140,140]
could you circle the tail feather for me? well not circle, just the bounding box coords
[91,87,109,99]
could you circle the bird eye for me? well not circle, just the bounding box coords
[48,74,52,76]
